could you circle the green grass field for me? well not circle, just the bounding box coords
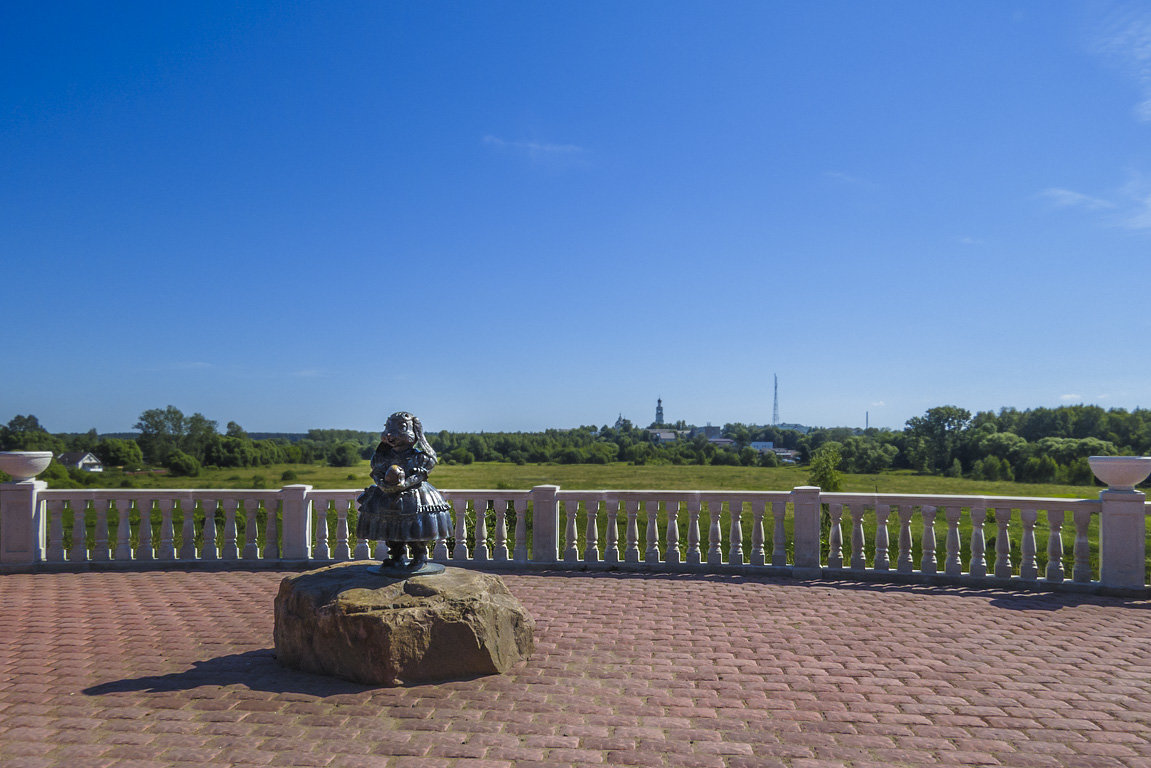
[91,461,1107,499]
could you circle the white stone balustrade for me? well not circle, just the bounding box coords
[1,480,1147,592]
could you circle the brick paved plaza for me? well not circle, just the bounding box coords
[1,569,1150,768]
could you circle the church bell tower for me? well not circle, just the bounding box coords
[656,398,664,426]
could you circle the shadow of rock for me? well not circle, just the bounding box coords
[82,649,380,697]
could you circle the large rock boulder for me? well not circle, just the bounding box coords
[273,562,534,686]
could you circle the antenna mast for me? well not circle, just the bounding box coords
[772,374,779,426]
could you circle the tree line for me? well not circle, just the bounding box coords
[2,403,1148,487]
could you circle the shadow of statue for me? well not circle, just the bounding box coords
[82,649,378,697]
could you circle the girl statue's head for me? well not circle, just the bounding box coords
[382,411,436,458]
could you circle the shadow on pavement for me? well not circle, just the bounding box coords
[82,649,380,697]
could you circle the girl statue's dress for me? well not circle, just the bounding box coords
[355,413,452,566]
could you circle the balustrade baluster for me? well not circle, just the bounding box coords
[334,500,351,561]
[46,500,66,562]
[180,498,197,559]
[1073,506,1092,583]
[969,506,987,577]
[750,499,765,566]
[513,498,528,562]
[222,500,240,560]
[686,499,702,565]
[431,497,448,560]
[1020,507,1038,580]
[827,503,844,569]
[585,499,600,563]
[355,536,372,560]
[137,499,155,561]
[114,499,133,561]
[453,497,470,560]
[263,499,279,559]
[944,506,962,577]
[1046,509,1065,582]
[706,499,722,565]
[994,507,1013,578]
[666,500,682,564]
[771,501,787,566]
[243,499,261,560]
[850,503,867,570]
[896,505,914,574]
[474,498,490,562]
[202,499,219,561]
[311,499,330,560]
[604,500,620,564]
[159,500,176,560]
[646,501,661,564]
[920,506,937,574]
[874,503,890,570]
[494,498,510,562]
[625,500,641,563]
[728,499,744,565]
[93,499,110,561]
[564,499,580,563]
[70,500,89,563]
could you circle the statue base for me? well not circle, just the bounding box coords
[370,561,445,577]
[273,562,534,686]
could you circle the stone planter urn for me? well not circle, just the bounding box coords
[1088,456,1151,492]
[0,451,54,483]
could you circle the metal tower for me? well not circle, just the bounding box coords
[772,375,779,426]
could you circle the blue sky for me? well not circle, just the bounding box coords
[4,1,1151,434]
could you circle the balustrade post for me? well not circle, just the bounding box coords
[529,485,560,564]
[1046,509,1065,583]
[1099,488,1147,589]
[994,507,1013,578]
[624,500,641,563]
[827,502,843,569]
[969,506,987,578]
[873,503,891,570]
[749,499,765,566]
[771,501,787,566]
[646,501,661,564]
[585,499,601,563]
[115,500,133,561]
[604,499,620,564]
[0,480,46,566]
[666,500,682,565]
[920,506,937,575]
[849,503,867,570]
[280,485,314,561]
[791,486,822,578]
[728,499,744,566]
[686,499,702,565]
[944,506,962,577]
[1020,508,1038,581]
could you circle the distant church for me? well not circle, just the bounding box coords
[655,398,664,425]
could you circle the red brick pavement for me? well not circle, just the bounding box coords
[2,569,1151,768]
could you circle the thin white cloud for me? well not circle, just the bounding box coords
[958,236,984,246]
[870,400,886,408]
[1060,394,1083,402]
[1040,187,1115,210]
[1041,178,1151,230]
[1092,5,1151,123]
[482,135,586,162]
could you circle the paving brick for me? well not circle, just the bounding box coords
[4,570,1151,768]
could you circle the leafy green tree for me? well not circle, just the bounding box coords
[0,414,63,452]
[135,406,187,464]
[808,443,843,491]
[95,438,144,469]
[166,450,201,477]
[327,441,362,467]
[905,406,971,473]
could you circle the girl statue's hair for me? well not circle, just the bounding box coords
[386,411,437,461]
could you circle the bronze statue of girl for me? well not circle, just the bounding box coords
[356,412,452,572]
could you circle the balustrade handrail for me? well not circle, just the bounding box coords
[1,482,1146,593]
